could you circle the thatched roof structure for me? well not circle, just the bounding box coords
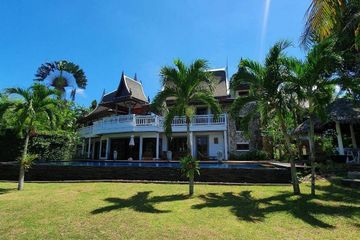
[294,98,360,134]
[328,98,360,123]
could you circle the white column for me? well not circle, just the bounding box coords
[81,139,85,156]
[105,138,110,160]
[139,136,143,160]
[350,124,357,149]
[87,137,91,158]
[98,141,102,159]
[335,121,344,155]
[224,130,228,160]
[156,133,160,159]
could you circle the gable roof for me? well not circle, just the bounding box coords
[208,68,229,97]
[101,72,148,104]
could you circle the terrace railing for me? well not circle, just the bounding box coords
[79,113,227,136]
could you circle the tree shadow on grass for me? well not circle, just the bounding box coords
[192,184,360,228]
[91,191,187,214]
[0,188,15,195]
[193,191,264,222]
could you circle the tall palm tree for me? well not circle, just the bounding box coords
[286,40,342,195]
[5,84,59,190]
[231,41,301,195]
[35,60,87,101]
[151,59,220,195]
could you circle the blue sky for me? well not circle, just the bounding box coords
[0,0,310,107]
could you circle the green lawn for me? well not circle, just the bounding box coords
[0,180,359,240]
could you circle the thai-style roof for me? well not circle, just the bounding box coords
[294,98,360,134]
[208,68,229,97]
[80,72,149,122]
[165,68,230,104]
[101,72,148,104]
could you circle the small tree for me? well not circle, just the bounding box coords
[5,84,59,190]
[180,156,200,195]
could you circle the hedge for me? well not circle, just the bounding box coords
[0,130,79,162]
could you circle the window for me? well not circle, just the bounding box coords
[237,90,249,97]
[196,107,208,115]
[214,137,218,144]
[236,143,249,151]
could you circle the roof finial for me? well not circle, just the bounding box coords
[147,96,150,103]
[134,73,138,81]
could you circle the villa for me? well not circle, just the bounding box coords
[78,69,259,161]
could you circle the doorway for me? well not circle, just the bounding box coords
[196,136,208,160]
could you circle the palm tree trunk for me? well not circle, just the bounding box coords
[18,131,30,191]
[189,174,194,195]
[308,115,316,196]
[278,113,301,195]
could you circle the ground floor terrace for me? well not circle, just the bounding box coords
[80,131,230,161]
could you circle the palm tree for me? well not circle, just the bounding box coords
[5,84,59,190]
[151,59,220,195]
[35,60,87,101]
[231,41,301,195]
[302,0,360,48]
[286,40,342,195]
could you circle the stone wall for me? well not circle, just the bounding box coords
[222,102,263,157]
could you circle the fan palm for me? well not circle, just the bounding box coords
[5,84,59,190]
[35,60,87,101]
[286,40,342,195]
[231,40,301,195]
[151,59,220,195]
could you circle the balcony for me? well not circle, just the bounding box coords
[78,114,227,137]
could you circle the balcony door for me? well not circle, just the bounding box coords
[196,136,208,160]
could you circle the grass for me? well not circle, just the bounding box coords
[0,180,359,240]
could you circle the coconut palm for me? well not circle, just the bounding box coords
[286,40,342,195]
[151,59,220,195]
[231,40,301,195]
[35,60,87,101]
[5,84,59,190]
[302,0,360,48]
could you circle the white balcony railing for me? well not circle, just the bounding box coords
[79,114,227,137]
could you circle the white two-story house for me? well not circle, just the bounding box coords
[78,69,258,161]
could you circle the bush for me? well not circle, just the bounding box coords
[29,132,79,161]
[230,150,270,161]
[0,130,79,162]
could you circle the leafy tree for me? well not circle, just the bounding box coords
[151,59,221,156]
[5,84,59,190]
[35,60,87,101]
[231,41,301,195]
[287,40,342,195]
[180,156,200,195]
